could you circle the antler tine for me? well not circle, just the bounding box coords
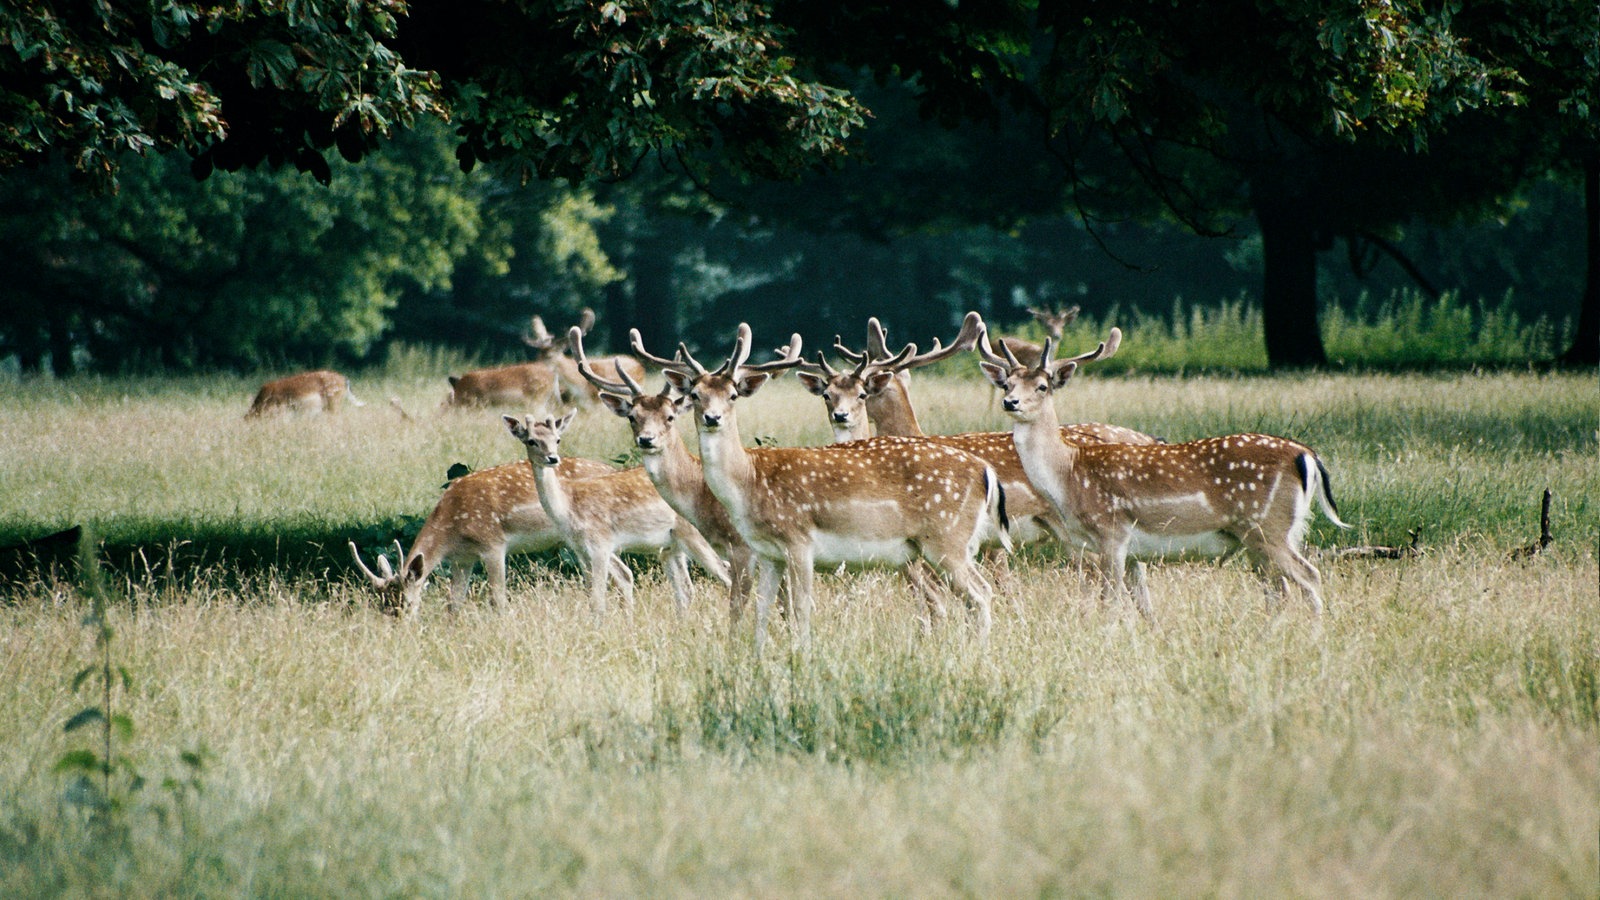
[1058,327,1122,368]
[737,328,805,374]
[570,326,637,396]
[713,323,754,376]
[974,321,1023,369]
[576,307,596,335]
[348,541,385,586]
[806,351,838,378]
[866,317,892,359]
[832,334,868,365]
[390,540,404,576]
[630,328,691,372]
[893,311,983,371]
[1036,336,1058,374]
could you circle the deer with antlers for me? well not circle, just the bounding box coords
[247,370,364,418]
[524,308,645,408]
[982,305,1081,368]
[440,308,642,410]
[976,322,1350,619]
[796,313,1159,547]
[349,456,616,616]
[504,411,731,617]
[567,326,768,624]
[638,324,1007,650]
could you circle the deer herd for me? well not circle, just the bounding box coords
[310,306,1350,649]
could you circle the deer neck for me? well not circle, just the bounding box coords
[866,379,924,437]
[641,433,705,521]
[695,414,758,519]
[528,462,574,529]
[1010,394,1080,494]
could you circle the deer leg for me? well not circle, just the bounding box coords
[752,557,784,653]
[726,546,754,625]
[662,547,694,614]
[901,560,947,634]
[786,545,816,651]
[1128,561,1154,622]
[674,523,732,588]
[482,550,508,610]
[942,556,995,644]
[447,563,475,615]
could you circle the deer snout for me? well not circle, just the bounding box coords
[831,410,851,424]
[701,413,722,429]
[636,434,657,450]
[1002,397,1020,412]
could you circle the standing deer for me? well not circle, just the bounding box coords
[569,326,764,625]
[503,412,731,617]
[440,308,642,410]
[797,312,1159,547]
[641,324,1007,650]
[523,308,645,408]
[349,456,615,616]
[984,305,1081,368]
[247,370,363,417]
[976,322,1350,619]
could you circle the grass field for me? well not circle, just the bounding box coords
[0,366,1595,897]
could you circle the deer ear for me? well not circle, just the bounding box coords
[735,372,770,397]
[795,371,828,396]
[979,362,1008,390]
[1050,361,1078,388]
[503,414,528,440]
[662,369,692,394]
[864,370,898,395]
[556,409,578,432]
[404,554,426,583]
[598,392,631,418]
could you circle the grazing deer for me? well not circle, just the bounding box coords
[349,456,615,616]
[982,305,1081,368]
[524,308,645,408]
[246,370,363,417]
[797,312,1159,547]
[504,412,731,617]
[641,324,1006,650]
[976,322,1350,619]
[440,308,642,410]
[569,326,765,625]
[440,359,564,410]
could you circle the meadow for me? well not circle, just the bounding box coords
[0,355,1595,897]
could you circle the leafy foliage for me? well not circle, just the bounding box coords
[0,0,867,189]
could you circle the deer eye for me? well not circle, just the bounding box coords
[1036,383,1048,393]
[858,392,868,400]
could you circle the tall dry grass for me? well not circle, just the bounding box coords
[0,367,1594,897]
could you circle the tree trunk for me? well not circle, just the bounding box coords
[1557,153,1599,367]
[47,307,75,377]
[1253,185,1328,368]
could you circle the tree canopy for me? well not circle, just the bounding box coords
[0,0,866,189]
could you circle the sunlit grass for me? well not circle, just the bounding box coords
[0,366,1594,896]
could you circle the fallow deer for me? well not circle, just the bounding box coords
[440,308,641,410]
[985,305,1081,368]
[569,326,763,625]
[504,412,732,616]
[247,370,363,418]
[976,322,1350,620]
[798,312,1159,547]
[524,308,645,408]
[349,456,615,616]
[641,324,1007,650]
